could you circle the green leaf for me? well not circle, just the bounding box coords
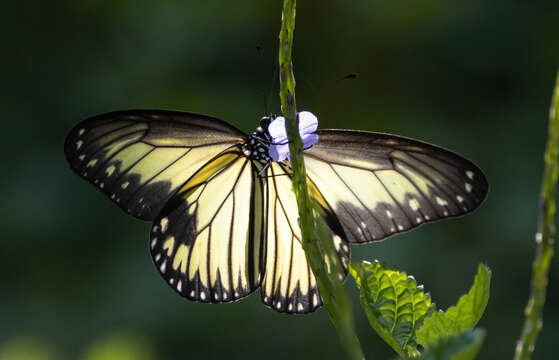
[350,260,435,357]
[417,264,491,347]
[417,329,486,360]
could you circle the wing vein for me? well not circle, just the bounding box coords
[329,164,386,237]
[404,152,472,207]
[126,148,192,199]
[372,171,415,226]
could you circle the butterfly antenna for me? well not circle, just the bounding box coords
[267,59,278,117]
[256,45,271,115]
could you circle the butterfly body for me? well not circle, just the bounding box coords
[65,109,488,314]
[243,118,274,166]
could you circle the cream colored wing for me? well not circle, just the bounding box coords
[260,162,350,314]
[64,110,245,220]
[304,130,488,243]
[149,148,265,302]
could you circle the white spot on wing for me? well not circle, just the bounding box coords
[151,237,157,249]
[288,303,293,311]
[177,281,182,292]
[76,140,83,150]
[106,165,116,177]
[436,196,448,206]
[200,292,206,300]
[190,290,195,297]
[87,159,98,167]
[386,210,393,218]
[312,293,319,307]
[160,217,169,233]
[465,183,472,193]
[333,235,342,251]
[121,181,129,189]
[409,198,420,211]
[155,253,161,262]
[456,195,464,203]
[78,154,85,161]
[160,260,167,273]
[297,303,304,312]
[78,128,85,136]
[466,170,474,179]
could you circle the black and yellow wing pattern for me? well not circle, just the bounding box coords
[260,162,349,313]
[64,110,245,220]
[65,110,488,315]
[148,152,349,314]
[149,148,264,303]
[304,130,488,244]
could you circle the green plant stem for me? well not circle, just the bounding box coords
[278,1,364,359]
[514,70,559,360]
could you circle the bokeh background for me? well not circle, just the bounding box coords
[2,1,559,359]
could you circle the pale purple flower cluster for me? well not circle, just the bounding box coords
[268,111,318,162]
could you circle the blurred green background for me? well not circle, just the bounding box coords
[2,1,559,359]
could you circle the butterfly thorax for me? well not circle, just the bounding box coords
[243,116,273,165]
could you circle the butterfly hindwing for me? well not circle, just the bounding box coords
[149,148,265,303]
[304,130,488,243]
[260,162,350,314]
[64,110,246,220]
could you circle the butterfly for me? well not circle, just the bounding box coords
[64,109,488,314]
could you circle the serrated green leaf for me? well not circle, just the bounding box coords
[350,261,435,357]
[417,329,486,360]
[417,264,491,347]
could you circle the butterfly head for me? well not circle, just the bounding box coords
[258,115,273,134]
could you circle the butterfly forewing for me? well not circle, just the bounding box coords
[304,130,488,243]
[64,110,246,221]
[149,148,265,303]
